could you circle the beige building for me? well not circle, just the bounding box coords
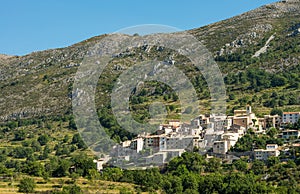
[213,140,230,155]
[233,105,258,129]
[212,132,239,155]
[263,115,281,129]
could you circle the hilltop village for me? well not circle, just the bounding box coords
[99,106,300,169]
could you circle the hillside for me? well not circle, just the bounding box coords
[0,0,299,126]
[0,1,300,193]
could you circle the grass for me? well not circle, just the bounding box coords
[0,177,139,194]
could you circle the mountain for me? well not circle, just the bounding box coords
[0,0,299,123]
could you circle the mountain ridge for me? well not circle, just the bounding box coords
[0,0,299,122]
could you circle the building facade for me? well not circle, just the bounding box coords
[282,112,300,124]
[254,144,280,160]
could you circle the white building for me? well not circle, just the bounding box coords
[209,115,232,131]
[221,132,239,147]
[213,140,229,155]
[93,159,106,171]
[254,144,280,160]
[129,138,144,153]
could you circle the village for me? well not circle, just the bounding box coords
[94,106,300,169]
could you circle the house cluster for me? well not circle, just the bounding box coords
[106,106,300,168]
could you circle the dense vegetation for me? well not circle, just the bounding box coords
[101,151,300,194]
[0,116,300,193]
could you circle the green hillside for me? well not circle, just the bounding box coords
[0,0,299,193]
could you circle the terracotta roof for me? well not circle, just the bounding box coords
[283,112,300,114]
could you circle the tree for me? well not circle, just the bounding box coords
[72,134,87,149]
[271,75,287,87]
[23,161,45,176]
[163,175,183,194]
[182,173,198,192]
[18,177,36,193]
[69,117,77,130]
[167,152,205,173]
[270,108,283,116]
[294,118,300,129]
[8,121,18,129]
[62,184,83,194]
[266,156,280,168]
[233,159,248,172]
[229,94,236,100]
[12,147,33,159]
[52,159,71,177]
[31,140,41,152]
[267,127,278,138]
[71,153,96,177]
[172,93,179,101]
[87,169,101,181]
[251,160,265,175]
[37,134,50,146]
[252,119,257,126]
[14,130,26,141]
[102,167,123,182]
[205,158,221,173]
[199,173,223,193]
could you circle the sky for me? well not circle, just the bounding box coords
[1,0,278,56]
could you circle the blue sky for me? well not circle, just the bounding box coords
[1,0,278,56]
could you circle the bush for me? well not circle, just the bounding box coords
[14,130,26,141]
[270,108,282,116]
[62,184,83,194]
[18,177,36,193]
[38,135,50,146]
[12,147,33,159]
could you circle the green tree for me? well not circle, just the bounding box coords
[37,134,49,146]
[163,175,183,194]
[62,184,83,194]
[172,93,179,101]
[198,173,223,193]
[12,147,33,159]
[271,75,287,87]
[31,140,41,152]
[270,108,283,116]
[182,173,198,192]
[18,177,36,193]
[205,158,221,173]
[52,159,71,177]
[72,134,87,149]
[267,127,278,138]
[71,153,96,177]
[251,160,265,175]
[14,130,26,141]
[68,117,77,130]
[229,94,236,100]
[266,156,280,168]
[102,167,123,182]
[233,159,248,172]
[23,161,45,176]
